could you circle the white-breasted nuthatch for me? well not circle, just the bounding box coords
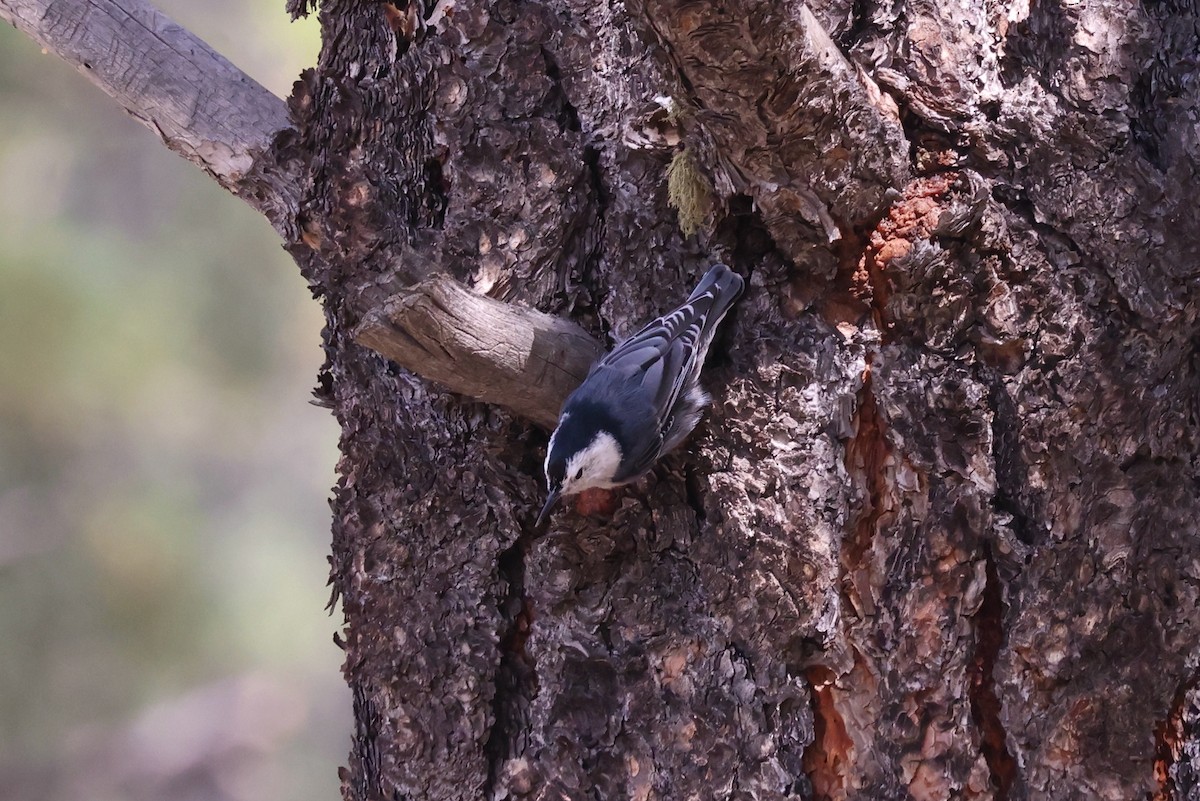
[538,264,745,525]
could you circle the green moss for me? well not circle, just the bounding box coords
[667,148,712,238]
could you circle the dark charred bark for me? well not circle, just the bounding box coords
[15,0,1200,798]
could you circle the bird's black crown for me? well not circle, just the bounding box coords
[546,400,627,483]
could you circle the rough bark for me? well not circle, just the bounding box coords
[13,0,1200,799]
[284,0,1200,799]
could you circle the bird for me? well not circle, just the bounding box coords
[537,263,745,526]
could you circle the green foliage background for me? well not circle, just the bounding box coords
[0,4,348,800]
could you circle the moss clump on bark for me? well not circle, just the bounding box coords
[666,148,711,237]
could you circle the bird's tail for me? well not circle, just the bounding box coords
[654,263,744,456]
[687,263,745,338]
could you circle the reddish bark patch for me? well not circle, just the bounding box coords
[968,549,1017,800]
[812,230,873,328]
[853,173,960,331]
[380,2,417,38]
[803,665,853,801]
[802,367,895,801]
[1151,676,1197,801]
[842,366,894,566]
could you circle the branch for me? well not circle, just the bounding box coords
[354,277,604,430]
[0,0,299,232]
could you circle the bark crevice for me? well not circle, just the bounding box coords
[801,359,891,801]
[346,682,386,801]
[986,376,1037,547]
[484,533,539,798]
[968,546,1017,801]
[802,665,853,801]
[842,364,891,567]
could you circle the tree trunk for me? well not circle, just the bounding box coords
[280,0,1200,799]
[11,0,1199,797]
[278,0,1198,795]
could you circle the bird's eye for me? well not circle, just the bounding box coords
[574,468,583,480]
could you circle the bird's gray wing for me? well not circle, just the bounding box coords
[593,334,690,481]
[604,266,739,412]
[590,265,744,481]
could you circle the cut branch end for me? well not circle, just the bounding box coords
[353,276,602,429]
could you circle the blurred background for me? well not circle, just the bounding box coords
[0,4,350,801]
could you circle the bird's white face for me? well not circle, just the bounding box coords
[553,431,623,497]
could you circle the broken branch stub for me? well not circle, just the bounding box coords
[0,0,300,234]
[353,276,603,429]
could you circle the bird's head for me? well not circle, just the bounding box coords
[537,412,623,526]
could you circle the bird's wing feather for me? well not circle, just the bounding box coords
[594,265,744,481]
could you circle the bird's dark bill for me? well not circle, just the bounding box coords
[537,488,562,527]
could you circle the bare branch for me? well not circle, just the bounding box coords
[0,0,299,232]
[354,277,603,430]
